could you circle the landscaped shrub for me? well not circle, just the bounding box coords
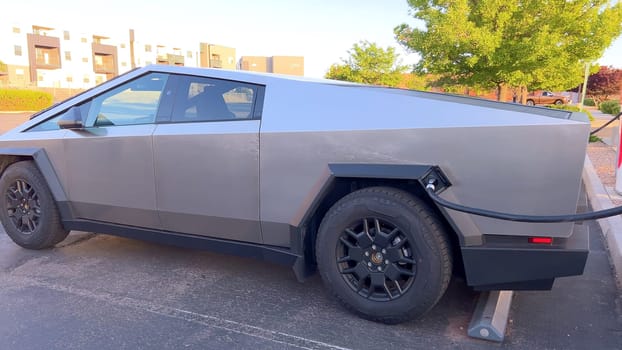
[599,100,621,115]
[0,89,53,111]
[583,98,595,106]
[546,104,594,121]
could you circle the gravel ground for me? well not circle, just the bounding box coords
[587,142,622,206]
[588,106,622,207]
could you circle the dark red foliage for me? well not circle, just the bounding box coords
[587,66,622,101]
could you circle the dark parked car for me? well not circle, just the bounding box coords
[0,65,590,324]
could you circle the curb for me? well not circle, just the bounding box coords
[583,156,622,288]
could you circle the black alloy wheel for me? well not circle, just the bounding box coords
[6,179,42,234]
[0,161,69,249]
[316,186,453,324]
[337,217,416,301]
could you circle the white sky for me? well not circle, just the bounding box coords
[2,0,621,78]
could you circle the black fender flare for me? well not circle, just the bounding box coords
[0,147,72,221]
[290,163,457,278]
[298,163,451,227]
[328,163,446,183]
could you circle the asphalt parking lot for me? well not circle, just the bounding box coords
[0,112,621,349]
[0,220,620,349]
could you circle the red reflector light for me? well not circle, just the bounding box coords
[529,237,553,244]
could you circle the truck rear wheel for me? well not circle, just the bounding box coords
[0,161,69,249]
[316,186,452,324]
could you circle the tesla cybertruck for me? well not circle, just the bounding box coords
[0,65,590,323]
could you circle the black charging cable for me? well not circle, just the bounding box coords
[590,112,622,136]
[425,182,622,223]
[423,110,622,223]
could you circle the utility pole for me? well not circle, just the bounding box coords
[579,62,590,111]
[129,29,136,69]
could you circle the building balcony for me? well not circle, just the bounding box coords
[157,53,168,63]
[168,54,184,66]
[94,63,116,74]
[92,42,116,56]
[158,54,184,66]
[27,34,61,70]
[92,43,118,77]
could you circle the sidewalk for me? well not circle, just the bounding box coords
[586,106,622,287]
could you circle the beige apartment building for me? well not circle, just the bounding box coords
[1,21,304,89]
[239,56,304,76]
[200,43,236,70]
[0,22,237,89]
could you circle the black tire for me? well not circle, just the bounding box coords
[316,186,452,324]
[0,161,69,249]
[526,99,535,106]
[554,99,563,105]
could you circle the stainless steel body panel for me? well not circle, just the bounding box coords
[0,130,69,193]
[259,82,589,246]
[63,125,159,227]
[153,121,262,243]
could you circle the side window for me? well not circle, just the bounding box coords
[27,102,91,132]
[89,73,168,127]
[171,76,258,123]
[27,113,64,132]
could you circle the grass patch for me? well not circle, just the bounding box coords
[0,89,53,111]
[545,104,594,121]
[600,100,621,116]
[589,134,602,143]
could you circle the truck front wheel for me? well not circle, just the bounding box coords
[0,161,69,249]
[316,186,453,324]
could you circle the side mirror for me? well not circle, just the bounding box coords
[57,106,84,130]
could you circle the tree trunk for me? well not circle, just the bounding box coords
[520,86,527,104]
[496,83,503,101]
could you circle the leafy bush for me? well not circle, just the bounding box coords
[599,100,621,115]
[583,98,595,106]
[546,104,594,121]
[0,89,53,111]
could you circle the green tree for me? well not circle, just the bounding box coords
[325,41,408,87]
[395,0,622,101]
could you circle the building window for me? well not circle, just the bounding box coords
[66,76,73,82]
[83,76,90,83]
[187,51,193,58]
[82,57,88,63]
[64,31,70,40]
[38,75,43,82]
[65,51,71,61]
[81,37,87,43]
[121,61,127,67]
[14,45,22,56]
[145,60,152,65]
[145,44,152,52]
[12,27,20,34]
[120,43,126,49]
